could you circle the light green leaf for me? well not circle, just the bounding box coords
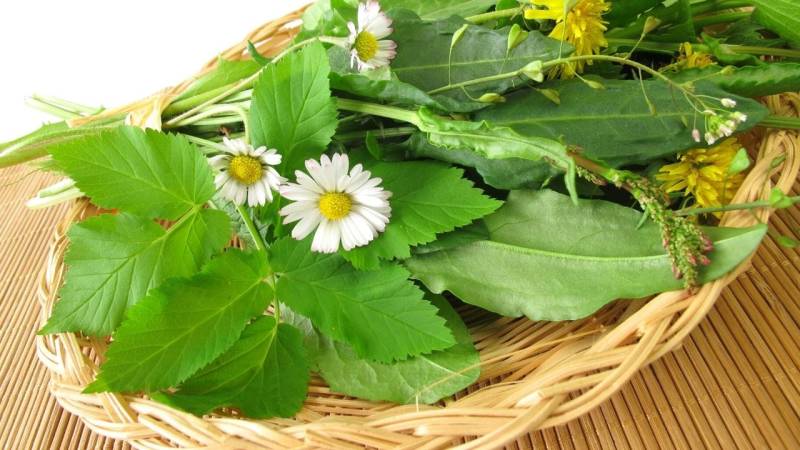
[40,210,230,336]
[381,0,496,20]
[728,148,750,175]
[292,294,479,404]
[155,316,310,418]
[250,42,338,175]
[175,58,261,101]
[416,107,578,201]
[474,79,768,166]
[669,63,800,98]
[752,0,800,48]
[50,126,215,220]
[271,238,455,362]
[390,12,571,104]
[342,160,502,269]
[406,190,767,321]
[84,250,272,393]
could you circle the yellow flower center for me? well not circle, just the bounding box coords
[354,31,378,61]
[318,192,352,220]
[229,155,263,186]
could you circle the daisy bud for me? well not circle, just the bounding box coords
[691,128,701,143]
[720,98,737,108]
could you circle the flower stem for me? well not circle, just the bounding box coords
[607,38,800,59]
[336,98,421,125]
[759,116,800,130]
[466,6,524,24]
[676,196,800,216]
[692,11,751,29]
[236,204,269,253]
[692,0,752,15]
[336,126,417,142]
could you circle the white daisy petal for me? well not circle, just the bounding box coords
[292,213,322,240]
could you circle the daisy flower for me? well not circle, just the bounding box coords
[525,0,610,79]
[210,137,285,207]
[347,0,397,72]
[280,153,392,253]
[656,138,746,215]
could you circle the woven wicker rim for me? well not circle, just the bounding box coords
[34,7,800,449]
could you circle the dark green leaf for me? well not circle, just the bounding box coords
[669,63,800,98]
[391,12,572,104]
[382,0,496,20]
[271,237,455,362]
[84,250,272,393]
[605,0,662,28]
[406,190,767,320]
[292,294,479,404]
[250,42,338,175]
[342,160,502,269]
[752,0,800,48]
[474,79,768,166]
[701,33,763,66]
[40,210,230,336]
[606,0,695,42]
[50,127,215,220]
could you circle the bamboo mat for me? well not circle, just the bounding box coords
[1,164,798,450]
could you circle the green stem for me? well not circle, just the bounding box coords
[692,0,752,15]
[25,97,82,120]
[759,115,800,130]
[336,98,421,125]
[466,6,523,24]
[607,38,800,59]
[676,196,800,216]
[336,126,417,142]
[693,11,751,29]
[0,126,114,168]
[236,204,268,253]
[164,37,322,126]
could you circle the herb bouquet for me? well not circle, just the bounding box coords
[8,0,800,447]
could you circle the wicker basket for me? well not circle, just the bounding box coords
[34,7,800,449]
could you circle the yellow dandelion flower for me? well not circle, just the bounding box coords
[525,0,610,78]
[656,138,746,215]
[676,42,714,69]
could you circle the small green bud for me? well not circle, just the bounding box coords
[477,93,506,103]
[536,88,561,105]
[521,60,545,82]
[507,24,529,52]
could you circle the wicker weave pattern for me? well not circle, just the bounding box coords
[34,8,800,449]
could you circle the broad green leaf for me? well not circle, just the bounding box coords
[753,0,800,48]
[271,237,455,362]
[382,0,496,20]
[605,0,662,28]
[701,33,763,67]
[250,42,338,175]
[40,210,230,336]
[290,294,479,404]
[401,133,559,190]
[669,63,800,98]
[390,12,572,104]
[342,160,502,269]
[50,127,215,220]
[329,72,483,113]
[175,58,261,101]
[406,190,767,321]
[474,79,769,166]
[84,250,272,393]
[416,107,578,201]
[606,0,695,42]
[155,316,310,418]
[296,0,358,41]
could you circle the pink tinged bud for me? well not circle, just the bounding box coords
[721,98,737,108]
[719,125,733,137]
[688,254,697,266]
[672,266,683,279]
[700,256,711,266]
[692,128,701,143]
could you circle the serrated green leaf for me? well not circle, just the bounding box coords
[50,127,215,220]
[669,63,800,98]
[250,42,338,175]
[390,12,571,104]
[84,250,271,393]
[406,190,767,320]
[752,0,800,48]
[291,294,479,404]
[474,79,768,166]
[155,316,310,418]
[40,209,230,336]
[342,161,502,269]
[271,237,455,362]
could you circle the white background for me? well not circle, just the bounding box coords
[0,0,309,142]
